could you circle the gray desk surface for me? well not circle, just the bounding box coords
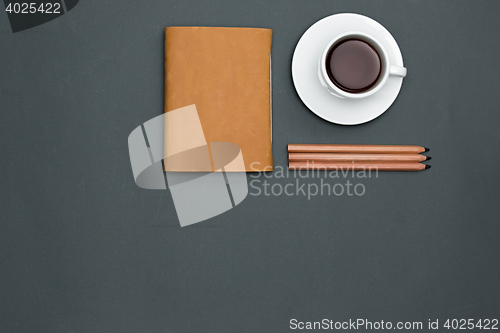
[1,1,499,332]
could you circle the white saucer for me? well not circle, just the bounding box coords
[291,13,405,125]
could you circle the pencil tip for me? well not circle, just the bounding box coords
[424,147,430,152]
[426,156,432,161]
[425,164,431,169]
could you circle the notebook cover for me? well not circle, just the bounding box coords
[164,26,273,171]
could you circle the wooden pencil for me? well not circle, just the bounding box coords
[288,162,430,172]
[289,153,430,163]
[288,144,429,154]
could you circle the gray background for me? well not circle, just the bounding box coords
[1,0,499,332]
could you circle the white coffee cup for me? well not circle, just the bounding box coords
[318,31,407,99]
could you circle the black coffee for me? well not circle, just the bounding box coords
[326,39,382,93]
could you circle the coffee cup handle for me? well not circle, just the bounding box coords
[389,65,407,78]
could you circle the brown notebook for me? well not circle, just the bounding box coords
[164,26,273,171]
